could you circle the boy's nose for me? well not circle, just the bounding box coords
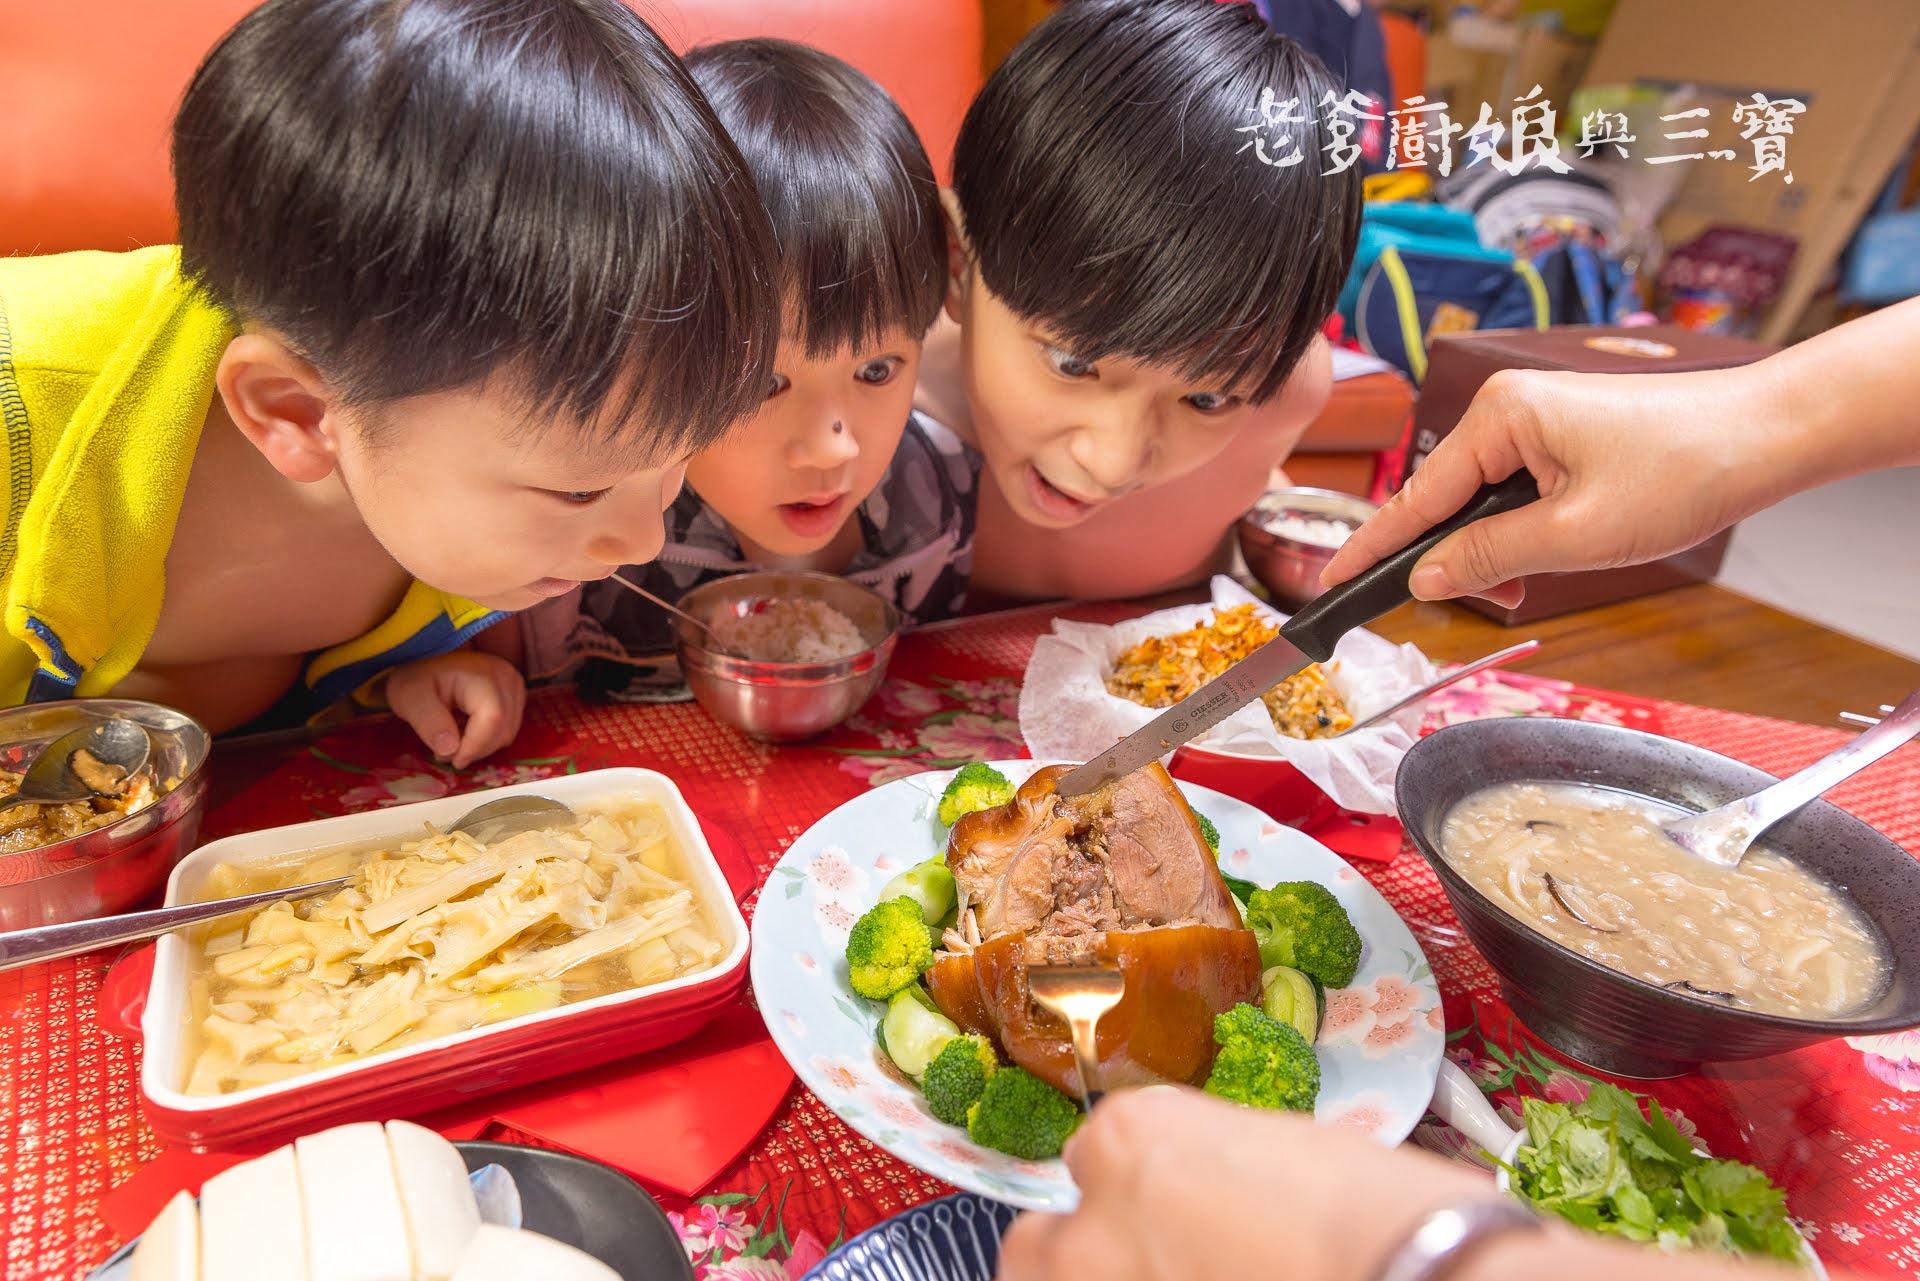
[1068,405,1154,496]
[586,500,667,569]
[790,416,860,470]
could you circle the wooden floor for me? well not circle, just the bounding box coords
[1371,582,1920,728]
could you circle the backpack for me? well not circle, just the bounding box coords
[1352,243,1548,383]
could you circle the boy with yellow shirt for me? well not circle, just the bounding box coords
[0,0,776,763]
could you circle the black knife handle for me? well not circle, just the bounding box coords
[1279,471,1541,662]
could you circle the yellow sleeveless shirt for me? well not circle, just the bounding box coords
[0,246,501,709]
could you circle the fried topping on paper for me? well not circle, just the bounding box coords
[1104,604,1353,739]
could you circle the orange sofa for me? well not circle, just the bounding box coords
[0,0,981,256]
[0,0,1403,495]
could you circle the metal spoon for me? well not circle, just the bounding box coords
[609,572,737,655]
[0,794,574,972]
[445,794,575,844]
[1662,686,1920,867]
[1334,640,1541,737]
[0,718,152,817]
[1027,965,1125,1113]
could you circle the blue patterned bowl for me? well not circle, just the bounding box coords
[800,1194,1018,1281]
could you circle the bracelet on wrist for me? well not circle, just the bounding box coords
[1371,1198,1544,1281]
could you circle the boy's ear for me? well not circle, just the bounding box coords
[215,333,344,484]
[939,187,972,324]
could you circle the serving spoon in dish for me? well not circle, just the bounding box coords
[0,794,575,972]
[1027,965,1125,1114]
[1662,687,1920,867]
[1334,640,1540,737]
[0,717,152,818]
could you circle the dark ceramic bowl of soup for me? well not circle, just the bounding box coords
[1397,717,1920,1078]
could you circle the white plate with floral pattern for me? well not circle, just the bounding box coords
[750,761,1445,1212]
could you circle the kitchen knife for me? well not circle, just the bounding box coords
[1052,471,1540,797]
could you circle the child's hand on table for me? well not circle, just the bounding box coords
[384,652,527,768]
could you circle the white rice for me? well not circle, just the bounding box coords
[1260,511,1354,549]
[710,597,868,663]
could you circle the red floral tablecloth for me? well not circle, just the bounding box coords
[4,602,1918,1281]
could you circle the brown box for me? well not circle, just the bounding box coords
[1426,20,1593,123]
[1577,0,1920,344]
[1407,325,1775,624]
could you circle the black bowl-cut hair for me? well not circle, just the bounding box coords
[173,0,780,460]
[952,0,1361,405]
[684,38,946,361]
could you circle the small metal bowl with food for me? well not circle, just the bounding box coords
[1236,486,1380,610]
[1398,715,1920,1078]
[139,768,749,1150]
[0,699,210,929]
[669,571,902,743]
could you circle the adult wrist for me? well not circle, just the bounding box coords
[1706,352,1819,521]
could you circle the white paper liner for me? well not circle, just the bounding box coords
[1019,577,1438,814]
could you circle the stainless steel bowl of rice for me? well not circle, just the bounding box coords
[1237,487,1380,610]
[671,571,903,742]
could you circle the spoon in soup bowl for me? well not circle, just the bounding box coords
[1661,687,1920,868]
[0,794,575,972]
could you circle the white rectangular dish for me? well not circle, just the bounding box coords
[140,768,750,1150]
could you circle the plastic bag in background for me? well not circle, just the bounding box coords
[1561,84,1705,292]
[1655,226,1798,336]
[1435,159,1636,328]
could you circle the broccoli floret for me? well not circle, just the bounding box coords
[937,762,1016,826]
[880,986,962,1079]
[1203,1003,1321,1112]
[923,1033,998,1125]
[846,897,936,1000]
[1195,811,1220,854]
[880,856,958,927]
[965,1066,1082,1159]
[1244,881,1364,988]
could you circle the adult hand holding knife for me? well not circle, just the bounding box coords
[1052,472,1540,798]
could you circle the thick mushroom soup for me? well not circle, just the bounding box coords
[1440,781,1890,1018]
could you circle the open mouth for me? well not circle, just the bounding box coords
[776,493,849,539]
[1024,465,1104,523]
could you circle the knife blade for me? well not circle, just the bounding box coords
[1052,471,1540,797]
